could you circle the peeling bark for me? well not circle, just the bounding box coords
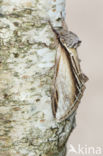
[0,0,87,156]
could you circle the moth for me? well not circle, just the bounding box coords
[49,20,88,122]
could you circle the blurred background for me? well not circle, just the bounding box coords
[66,0,103,155]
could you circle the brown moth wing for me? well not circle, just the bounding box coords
[68,48,81,75]
[52,44,86,122]
[49,21,87,121]
[52,44,77,121]
[68,47,88,83]
[63,45,83,88]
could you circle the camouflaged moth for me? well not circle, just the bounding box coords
[49,21,88,122]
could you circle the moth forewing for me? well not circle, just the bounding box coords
[67,47,88,84]
[50,21,87,121]
[52,44,86,121]
[63,44,81,77]
[53,44,77,121]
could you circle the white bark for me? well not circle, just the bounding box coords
[0,0,87,156]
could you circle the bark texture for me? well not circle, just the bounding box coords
[0,0,87,156]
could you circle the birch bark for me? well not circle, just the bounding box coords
[0,0,84,156]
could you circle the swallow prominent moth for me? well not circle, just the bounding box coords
[50,21,88,122]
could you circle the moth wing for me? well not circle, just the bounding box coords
[53,44,77,121]
[52,44,87,121]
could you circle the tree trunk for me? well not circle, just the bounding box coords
[0,0,87,156]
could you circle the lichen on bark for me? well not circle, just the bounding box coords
[0,0,86,156]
